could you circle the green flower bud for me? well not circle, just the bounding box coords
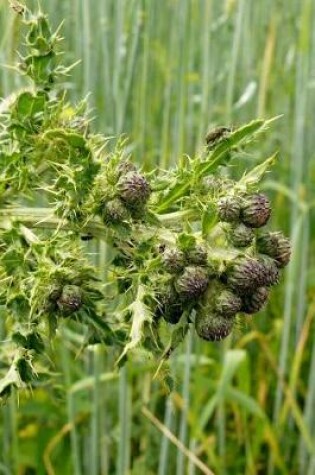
[258,256,279,287]
[256,231,291,268]
[195,311,234,342]
[186,243,208,266]
[118,171,151,207]
[102,199,129,225]
[217,196,241,223]
[57,285,82,316]
[215,289,242,317]
[226,257,265,294]
[241,193,271,228]
[201,176,223,193]
[241,287,269,314]
[227,223,254,248]
[162,248,185,274]
[175,266,209,301]
[117,160,137,177]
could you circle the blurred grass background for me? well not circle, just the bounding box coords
[0,0,315,474]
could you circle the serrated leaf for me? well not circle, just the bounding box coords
[201,204,217,237]
[238,153,277,187]
[196,119,267,178]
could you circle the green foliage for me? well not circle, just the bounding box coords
[1,2,313,475]
[0,4,291,406]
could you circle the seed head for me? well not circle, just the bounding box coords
[227,223,254,248]
[175,266,209,300]
[241,287,269,314]
[57,285,82,316]
[103,198,129,225]
[257,231,291,268]
[195,311,234,342]
[162,248,185,274]
[118,171,151,207]
[241,193,271,228]
[217,196,241,223]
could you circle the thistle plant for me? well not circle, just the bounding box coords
[0,4,291,401]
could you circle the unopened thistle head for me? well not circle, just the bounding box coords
[57,285,82,316]
[102,198,129,225]
[162,248,185,274]
[256,231,291,268]
[241,193,271,228]
[215,289,242,317]
[217,196,241,223]
[241,286,269,314]
[118,171,151,208]
[195,311,234,342]
[226,257,265,294]
[227,223,254,248]
[175,266,209,300]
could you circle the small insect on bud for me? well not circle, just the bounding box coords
[186,243,208,266]
[215,289,242,317]
[102,199,129,225]
[118,171,151,208]
[226,257,265,294]
[241,286,269,314]
[162,248,185,274]
[175,266,209,301]
[57,285,82,316]
[205,126,233,149]
[258,256,279,287]
[257,231,291,268]
[227,223,255,248]
[195,311,234,342]
[241,193,271,228]
[217,196,241,223]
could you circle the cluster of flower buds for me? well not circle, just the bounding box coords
[152,189,291,344]
[192,190,290,342]
[98,160,151,227]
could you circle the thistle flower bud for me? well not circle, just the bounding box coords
[156,287,183,324]
[241,286,269,314]
[226,257,265,294]
[186,243,208,266]
[195,311,234,341]
[241,193,271,228]
[227,223,254,248]
[117,160,137,177]
[175,266,209,300]
[217,196,241,223]
[162,248,185,274]
[118,171,151,207]
[215,289,242,317]
[258,256,279,287]
[257,231,291,268]
[102,198,129,225]
[57,285,82,316]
